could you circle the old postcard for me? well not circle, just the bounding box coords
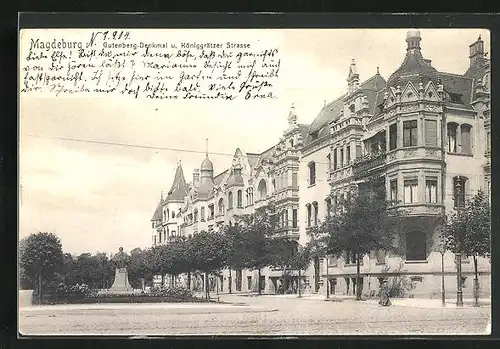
[18,26,491,336]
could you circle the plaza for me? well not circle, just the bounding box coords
[19,293,490,336]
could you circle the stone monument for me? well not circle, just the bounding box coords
[109,247,133,292]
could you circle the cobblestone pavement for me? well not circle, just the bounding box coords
[19,294,491,336]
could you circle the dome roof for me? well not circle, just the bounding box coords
[387,30,439,88]
[201,156,214,172]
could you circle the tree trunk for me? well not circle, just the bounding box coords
[205,273,210,300]
[161,274,165,288]
[187,271,191,290]
[473,255,479,307]
[298,269,302,298]
[228,268,232,294]
[356,253,362,301]
[38,274,42,305]
[258,269,262,295]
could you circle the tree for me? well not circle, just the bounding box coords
[312,179,403,300]
[286,245,312,298]
[190,230,230,299]
[230,203,278,295]
[442,190,491,306]
[19,232,64,304]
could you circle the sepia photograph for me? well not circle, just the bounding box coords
[18,25,491,336]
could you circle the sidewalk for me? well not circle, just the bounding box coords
[365,297,491,309]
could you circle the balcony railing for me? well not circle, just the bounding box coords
[352,151,386,179]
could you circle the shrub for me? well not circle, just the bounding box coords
[150,286,193,299]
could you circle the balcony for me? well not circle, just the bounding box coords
[329,165,353,182]
[352,151,386,180]
[386,147,442,164]
[390,203,445,217]
[274,226,300,239]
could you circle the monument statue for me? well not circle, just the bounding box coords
[109,247,133,292]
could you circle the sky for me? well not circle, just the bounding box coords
[19,28,490,256]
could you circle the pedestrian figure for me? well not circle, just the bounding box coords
[379,279,391,306]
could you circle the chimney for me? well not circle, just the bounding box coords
[193,169,200,187]
[469,35,485,67]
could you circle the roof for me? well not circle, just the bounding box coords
[214,169,229,186]
[201,156,214,172]
[165,164,189,203]
[226,171,244,187]
[438,72,474,109]
[386,44,439,88]
[305,73,386,144]
[150,198,163,221]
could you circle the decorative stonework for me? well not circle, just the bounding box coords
[425,149,440,157]
[401,104,418,113]
[425,104,442,113]
[387,152,397,162]
[403,149,418,158]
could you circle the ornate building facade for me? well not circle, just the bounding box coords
[151,30,491,298]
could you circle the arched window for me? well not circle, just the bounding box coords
[194,209,198,222]
[447,122,458,153]
[312,201,319,226]
[258,179,267,200]
[453,176,467,208]
[218,198,224,215]
[172,211,175,219]
[308,161,316,185]
[201,206,205,221]
[406,231,427,261]
[237,190,243,208]
[325,197,332,217]
[228,192,234,209]
[306,204,312,227]
[289,139,294,148]
[461,124,472,155]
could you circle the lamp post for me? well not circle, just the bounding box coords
[455,180,464,307]
[440,249,446,307]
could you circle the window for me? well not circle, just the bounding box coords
[453,176,467,208]
[237,190,243,208]
[403,120,418,147]
[406,231,427,261]
[425,178,438,203]
[312,202,319,226]
[308,162,316,185]
[333,148,338,169]
[292,209,298,228]
[218,198,224,215]
[194,209,198,222]
[389,124,398,150]
[425,120,438,146]
[306,204,312,227]
[247,276,252,291]
[390,179,398,203]
[246,188,254,205]
[346,146,351,164]
[340,148,344,168]
[487,132,491,152]
[327,154,331,170]
[292,172,298,187]
[208,204,214,219]
[158,232,162,243]
[404,179,418,204]
[325,197,332,217]
[153,235,156,245]
[461,124,472,154]
[447,123,458,152]
[356,145,362,158]
[172,211,175,219]
[228,192,233,209]
[258,179,267,199]
[201,207,205,221]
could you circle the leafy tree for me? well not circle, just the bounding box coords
[311,179,403,300]
[230,203,278,294]
[19,232,64,304]
[190,230,230,299]
[128,248,155,289]
[441,190,491,306]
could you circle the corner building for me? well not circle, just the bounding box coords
[150,30,491,298]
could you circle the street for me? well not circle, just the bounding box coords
[19,294,491,336]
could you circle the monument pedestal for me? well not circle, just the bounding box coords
[110,267,133,292]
